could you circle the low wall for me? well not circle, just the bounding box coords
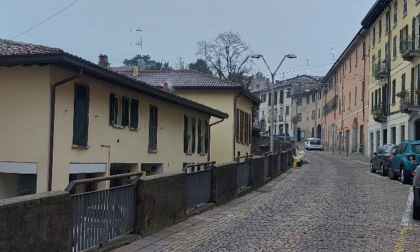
[135,172,187,237]
[249,157,265,188]
[0,191,70,252]
[211,162,238,205]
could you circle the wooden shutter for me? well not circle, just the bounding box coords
[204,120,209,154]
[248,113,252,145]
[122,97,130,127]
[148,105,158,150]
[130,99,139,129]
[236,108,240,143]
[240,110,245,144]
[73,85,89,146]
[109,93,116,125]
[192,117,196,153]
[184,115,189,153]
[198,119,202,154]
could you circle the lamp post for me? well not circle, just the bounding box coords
[252,53,297,152]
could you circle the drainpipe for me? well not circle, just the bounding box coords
[207,118,225,162]
[233,93,245,160]
[48,69,83,191]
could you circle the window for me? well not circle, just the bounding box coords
[355,50,358,67]
[148,105,158,151]
[279,90,284,104]
[197,119,204,154]
[274,92,278,105]
[262,93,266,103]
[402,73,406,90]
[184,116,190,153]
[379,19,382,41]
[355,87,357,105]
[393,1,398,26]
[391,127,396,145]
[393,35,397,59]
[371,92,374,112]
[385,42,389,60]
[312,94,315,102]
[392,79,396,104]
[401,125,406,141]
[204,121,209,153]
[109,94,139,129]
[400,25,409,50]
[285,106,289,115]
[372,27,376,47]
[236,109,251,145]
[268,93,271,106]
[403,0,407,16]
[311,110,315,119]
[73,84,89,147]
[348,92,351,109]
[306,95,310,104]
[386,11,390,34]
[372,55,376,75]
[349,58,352,72]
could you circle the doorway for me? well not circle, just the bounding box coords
[415,119,420,140]
[317,124,321,138]
[297,127,301,141]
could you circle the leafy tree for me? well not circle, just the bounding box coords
[123,54,172,70]
[188,59,212,75]
[255,71,267,80]
[196,31,253,84]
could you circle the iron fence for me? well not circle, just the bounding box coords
[65,172,142,252]
[236,155,253,189]
[263,154,270,178]
[183,161,215,209]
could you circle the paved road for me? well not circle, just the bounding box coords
[115,151,420,252]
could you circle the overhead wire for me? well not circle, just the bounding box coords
[11,0,80,40]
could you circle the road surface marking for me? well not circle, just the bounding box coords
[393,188,413,252]
[366,172,389,180]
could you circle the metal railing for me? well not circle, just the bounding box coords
[400,90,420,113]
[373,60,389,79]
[400,34,420,56]
[66,172,142,252]
[183,161,215,209]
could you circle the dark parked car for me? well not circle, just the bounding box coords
[389,140,420,184]
[275,133,292,142]
[413,163,420,220]
[370,144,395,176]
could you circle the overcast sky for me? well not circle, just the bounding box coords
[1,0,376,80]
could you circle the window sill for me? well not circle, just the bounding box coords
[72,145,90,149]
[199,153,206,156]
[148,149,158,153]
[186,152,193,156]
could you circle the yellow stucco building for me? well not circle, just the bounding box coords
[0,40,227,199]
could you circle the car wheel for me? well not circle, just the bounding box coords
[380,163,388,176]
[388,166,398,180]
[401,167,410,184]
[413,199,420,220]
[370,161,376,173]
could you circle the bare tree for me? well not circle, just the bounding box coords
[175,56,186,70]
[196,31,253,83]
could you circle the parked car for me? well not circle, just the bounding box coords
[304,138,316,149]
[389,140,420,184]
[413,163,420,220]
[276,133,292,142]
[306,138,323,151]
[370,143,395,176]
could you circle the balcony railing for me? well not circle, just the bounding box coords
[400,35,420,61]
[399,90,420,113]
[372,103,387,123]
[373,61,389,80]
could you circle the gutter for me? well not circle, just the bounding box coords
[48,69,83,191]
[207,118,225,162]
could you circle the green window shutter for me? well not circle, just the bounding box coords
[198,119,202,154]
[184,115,189,153]
[204,120,209,154]
[73,85,89,146]
[109,93,115,125]
[130,99,139,129]
[192,117,196,153]
[122,97,130,127]
[148,105,158,150]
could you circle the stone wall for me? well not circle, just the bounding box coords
[211,162,238,205]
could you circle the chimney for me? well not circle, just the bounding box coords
[162,82,169,91]
[133,66,139,77]
[98,54,106,67]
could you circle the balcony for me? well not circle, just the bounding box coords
[399,90,420,114]
[372,103,387,123]
[400,35,420,61]
[373,61,389,80]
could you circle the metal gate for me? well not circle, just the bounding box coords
[263,156,270,178]
[184,162,215,209]
[66,172,142,252]
[236,155,252,189]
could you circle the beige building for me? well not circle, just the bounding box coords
[112,69,260,163]
[363,0,420,154]
[322,28,370,156]
[0,40,227,199]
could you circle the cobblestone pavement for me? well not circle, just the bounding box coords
[114,151,420,252]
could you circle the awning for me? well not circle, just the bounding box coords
[0,162,37,174]
[69,163,106,174]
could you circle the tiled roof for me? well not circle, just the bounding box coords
[114,69,243,88]
[0,39,63,55]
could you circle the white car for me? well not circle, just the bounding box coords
[306,138,323,151]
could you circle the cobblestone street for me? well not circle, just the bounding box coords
[115,151,420,252]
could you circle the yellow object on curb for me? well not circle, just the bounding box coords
[292,156,297,167]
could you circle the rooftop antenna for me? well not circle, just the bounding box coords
[130,27,143,67]
[306,54,310,75]
[330,47,336,60]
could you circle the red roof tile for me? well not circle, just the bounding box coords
[0,39,63,56]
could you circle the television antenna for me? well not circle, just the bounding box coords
[130,27,143,67]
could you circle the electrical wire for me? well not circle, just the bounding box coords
[11,0,80,40]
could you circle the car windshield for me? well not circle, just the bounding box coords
[412,144,420,154]
[383,145,394,153]
[310,139,321,145]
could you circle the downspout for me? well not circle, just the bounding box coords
[48,69,83,191]
[207,118,225,162]
[233,92,245,160]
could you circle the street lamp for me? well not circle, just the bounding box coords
[252,53,297,152]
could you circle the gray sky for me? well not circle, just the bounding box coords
[1,0,376,79]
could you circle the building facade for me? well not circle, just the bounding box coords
[363,0,420,155]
